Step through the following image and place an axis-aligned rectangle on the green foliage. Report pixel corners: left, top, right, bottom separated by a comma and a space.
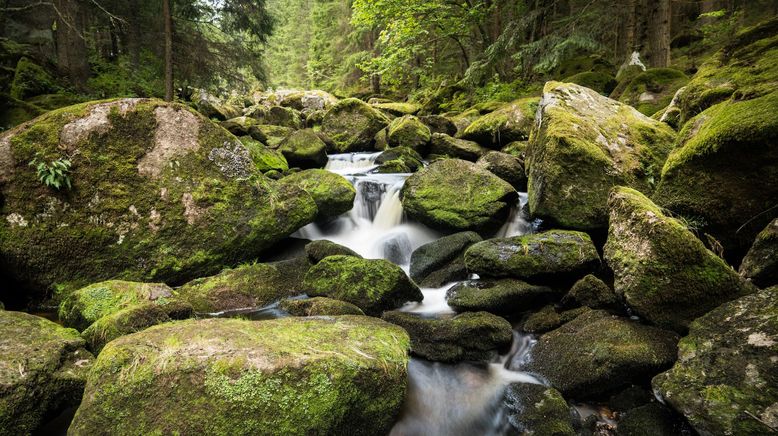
28, 156, 72, 190
87, 51, 164, 99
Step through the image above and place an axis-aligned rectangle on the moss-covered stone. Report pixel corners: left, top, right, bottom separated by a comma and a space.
382, 310, 512, 362
245, 105, 303, 129
740, 218, 778, 288
277, 169, 355, 222
617, 68, 689, 116
652, 92, 778, 260
0, 99, 317, 303
526, 82, 676, 230
321, 98, 390, 153
560, 274, 619, 310
305, 239, 361, 264
616, 402, 685, 436
278, 129, 328, 169
0, 93, 44, 129
446, 278, 557, 315
429, 133, 488, 161
68, 316, 410, 435
525, 310, 678, 398
0, 311, 94, 435
419, 115, 457, 136
10, 57, 58, 100
255, 124, 295, 147
238, 136, 289, 173
522, 305, 590, 334
465, 230, 600, 283
476, 150, 527, 191
460, 98, 538, 148
410, 231, 482, 286
503, 383, 576, 435
652, 287, 778, 436
373, 102, 421, 116
501, 141, 528, 159
220, 116, 268, 142
401, 159, 517, 233
280, 297, 365, 316
563, 71, 618, 95
387, 115, 432, 154
194, 89, 240, 121
606, 187, 756, 333
375, 146, 423, 173
303, 255, 423, 316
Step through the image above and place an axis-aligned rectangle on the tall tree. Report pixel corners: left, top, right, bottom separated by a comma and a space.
163, 0, 173, 101
53, 0, 90, 88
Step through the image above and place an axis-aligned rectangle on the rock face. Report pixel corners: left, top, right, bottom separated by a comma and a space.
652, 92, 778, 260
387, 116, 431, 154
278, 129, 328, 169
526, 82, 675, 230
465, 230, 600, 283
653, 287, 778, 436
280, 297, 365, 316
410, 231, 482, 287
560, 274, 619, 310
0, 99, 317, 302
605, 187, 755, 332
68, 317, 410, 435
740, 218, 778, 288
524, 310, 678, 398
304, 255, 423, 316
277, 169, 356, 221
0, 311, 94, 434
446, 279, 556, 314
503, 383, 576, 436
401, 159, 517, 233
460, 98, 537, 148
476, 151, 527, 191
382, 310, 512, 362
321, 98, 390, 152
428, 133, 488, 161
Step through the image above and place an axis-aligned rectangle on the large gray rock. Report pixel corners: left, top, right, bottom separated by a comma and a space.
476, 151, 527, 191
740, 218, 778, 288
321, 98, 390, 152
446, 279, 556, 314
503, 383, 576, 435
410, 231, 482, 287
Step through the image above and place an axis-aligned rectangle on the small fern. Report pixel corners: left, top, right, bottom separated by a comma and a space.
29, 157, 72, 190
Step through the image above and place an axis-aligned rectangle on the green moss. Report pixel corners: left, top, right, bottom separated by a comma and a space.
280, 297, 365, 316
255, 124, 294, 147
321, 98, 390, 153
0, 93, 44, 129
460, 97, 538, 148
10, 57, 58, 100
618, 68, 689, 116
238, 136, 289, 173
278, 129, 328, 169
373, 102, 421, 116
429, 133, 488, 162
446, 278, 556, 314
504, 384, 575, 435
563, 71, 618, 95
305, 240, 361, 263
522, 305, 590, 334
277, 169, 355, 221
387, 115, 431, 154
739, 218, 778, 288
561, 274, 619, 309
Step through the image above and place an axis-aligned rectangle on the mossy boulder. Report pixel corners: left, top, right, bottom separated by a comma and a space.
255, 124, 294, 147
277, 169, 355, 222
652, 286, 778, 436
419, 115, 457, 136
304, 255, 423, 316
375, 146, 423, 173
280, 297, 365, 316
616, 402, 686, 436
465, 230, 600, 283
526, 81, 675, 230
560, 274, 619, 310
740, 218, 778, 288
524, 310, 678, 398
429, 133, 488, 161
220, 116, 268, 142
245, 105, 303, 129
239, 136, 289, 173
652, 92, 778, 261
10, 57, 58, 100
278, 129, 328, 169
386, 115, 432, 154
522, 305, 590, 334
373, 102, 421, 116
321, 98, 390, 153
617, 68, 689, 116
305, 239, 361, 264
460, 98, 538, 148
410, 231, 482, 287
68, 316, 410, 435
563, 71, 618, 95
194, 89, 240, 121
0, 99, 317, 302
382, 310, 512, 362
0, 93, 44, 129
476, 150, 527, 191
503, 383, 576, 435
0, 311, 94, 435
446, 279, 556, 315
400, 159, 517, 233
605, 187, 756, 333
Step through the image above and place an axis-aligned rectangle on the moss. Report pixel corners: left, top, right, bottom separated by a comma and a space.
386, 115, 431, 154
739, 218, 778, 288
238, 136, 289, 173
476, 150, 527, 190
522, 305, 590, 334
220, 117, 268, 142
68, 316, 410, 435
410, 231, 481, 283
460, 97, 538, 148
616, 402, 685, 436
373, 102, 421, 116
446, 278, 556, 314
255, 124, 294, 147
618, 68, 689, 116
375, 146, 423, 172
26, 93, 85, 111
429, 133, 488, 162
9, 57, 58, 100
303, 255, 423, 316
279, 297, 365, 316
563, 71, 618, 95
0, 93, 44, 129
504, 383, 575, 435
321, 98, 390, 153
276, 169, 355, 221
560, 274, 619, 309
278, 129, 328, 169
305, 239, 361, 263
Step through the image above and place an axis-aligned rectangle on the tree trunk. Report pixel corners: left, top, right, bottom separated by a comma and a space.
163, 0, 173, 101
54, 0, 90, 89
649, 0, 671, 67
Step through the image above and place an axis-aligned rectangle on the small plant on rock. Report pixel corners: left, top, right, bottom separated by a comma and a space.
29, 157, 73, 190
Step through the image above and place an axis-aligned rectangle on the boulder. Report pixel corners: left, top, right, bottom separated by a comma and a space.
305, 239, 361, 264
220, 116, 268, 142
255, 124, 294, 147
605, 187, 756, 332
526, 82, 675, 230
278, 129, 328, 169
522, 305, 590, 334
652, 92, 778, 261
562, 71, 617, 95
419, 115, 457, 136
616, 402, 687, 436
446, 279, 556, 314
374, 146, 423, 173
386, 115, 431, 154
740, 218, 778, 288
280, 297, 365, 316
429, 133, 488, 161
321, 98, 390, 153
0, 99, 317, 302
0, 311, 94, 434
476, 151, 527, 191
400, 159, 517, 233
465, 230, 600, 283
10, 57, 58, 100
68, 317, 410, 435
524, 310, 678, 398
410, 231, 482, 287
617, 68, 689, 116
239, 136, 289, 173
304, 255, 423, 316
277, 169, 356, 222
653, 287, 778, 436
503, 383, 576, 436
245, 105, 303, 129
460, 98, 537, 148
0, 93, 44, 129
194, 89, 240, 120
382, 310, 512, 362
560, 274, 619, 310
372, 102, 421, 116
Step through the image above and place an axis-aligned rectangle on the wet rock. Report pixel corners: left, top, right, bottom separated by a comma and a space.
524, 310, 678, 398
379, 233, 413, 265
560, 274, 619, 310
220, 116, 268, 142
605, 187, 755, 332
277, 169, 356, 222
238, 136, 289, 173
0, 99, 317, 301
419, 115, 457, 136
526, 82, 675, 230
68, 316, 410, 435
653, 286, 778, 436
382, 310, 512, 362
503, 383, 576, 436
278, 129, 328, 169
304, 255, 423, 316
465, 230, 601, 283
447, 279, 557, 315
740, 218, 778, 288
460, 98, 538, 148
429, 133, 489, 161
617, 68, 689, 116
387, 115, 431, 154
522, 305, 590, 334
401, 159, 517, 233
410, 231, 482, 286
305, 240, 361, 264
616, 402, 686, 436
321, 98, 390, 152
0, 311, 94, 434
476, 150, 527, 191
375, 146, 423, 173
279, 297, 365, 316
